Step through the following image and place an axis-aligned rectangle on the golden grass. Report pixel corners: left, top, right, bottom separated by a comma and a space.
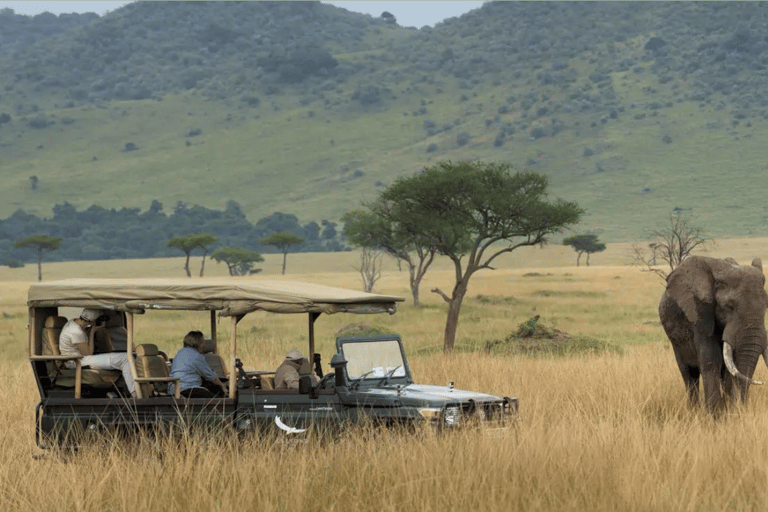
3, 244, 768, 511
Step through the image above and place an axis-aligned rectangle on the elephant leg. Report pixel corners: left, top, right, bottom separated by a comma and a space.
699, 344, 725, 415
721, 368, 739, 406
676, 362, 700, 406
672, 350, 700, 406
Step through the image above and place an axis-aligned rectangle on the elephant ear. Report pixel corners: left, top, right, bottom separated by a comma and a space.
666, 256, 720, 323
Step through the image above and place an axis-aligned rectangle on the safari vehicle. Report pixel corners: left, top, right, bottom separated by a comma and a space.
28, 279, 518, 446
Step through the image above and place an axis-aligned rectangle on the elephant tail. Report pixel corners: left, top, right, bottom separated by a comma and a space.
723, 343, 764, 385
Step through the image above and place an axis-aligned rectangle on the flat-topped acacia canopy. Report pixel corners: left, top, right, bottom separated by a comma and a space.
27, 278, 404, 316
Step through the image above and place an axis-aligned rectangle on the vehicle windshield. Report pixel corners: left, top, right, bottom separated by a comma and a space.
342, 338, 407, 380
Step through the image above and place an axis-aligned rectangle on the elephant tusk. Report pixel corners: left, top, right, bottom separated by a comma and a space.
723, 343, 764, 385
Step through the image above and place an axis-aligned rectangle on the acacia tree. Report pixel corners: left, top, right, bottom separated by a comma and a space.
342, 209, 436, 306
563, 234, 606, 266
210, 247, 264, 276
377, 161, 583, 352
632, 212, 713, 279
260, 232, 305, 274
167, 233, 217, 277
14, 234, 62, 281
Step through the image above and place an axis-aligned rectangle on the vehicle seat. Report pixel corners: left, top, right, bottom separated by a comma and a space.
298, 357, 313, 377
201, 339, 228, 380
89, 326, 114, 354
134, 344, 180, 398
42, 316, 121, 390
260, 375, 275, 390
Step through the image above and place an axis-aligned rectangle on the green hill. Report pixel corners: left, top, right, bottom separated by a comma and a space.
1, 1, 768, 242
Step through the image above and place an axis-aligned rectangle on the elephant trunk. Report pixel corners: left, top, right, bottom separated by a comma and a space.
723, 343, 764, 385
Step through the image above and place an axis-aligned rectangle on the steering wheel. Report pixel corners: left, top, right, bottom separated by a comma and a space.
317, 372, 335, 389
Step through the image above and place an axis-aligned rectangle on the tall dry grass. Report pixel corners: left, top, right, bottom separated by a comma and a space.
3, 247, 768, 511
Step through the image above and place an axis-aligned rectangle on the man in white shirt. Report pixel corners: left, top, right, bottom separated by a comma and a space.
59, 308, 136, 397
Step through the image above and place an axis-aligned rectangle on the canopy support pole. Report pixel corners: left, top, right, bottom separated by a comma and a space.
229, 316, 237, 399
210, 310, 217, 346
308, 312, 321, 358
126, 311, 141, 399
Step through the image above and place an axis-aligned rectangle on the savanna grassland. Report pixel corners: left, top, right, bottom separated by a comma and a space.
3, 241, 768, 511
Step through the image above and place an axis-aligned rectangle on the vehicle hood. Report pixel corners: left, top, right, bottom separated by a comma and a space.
357, 383, 504, 405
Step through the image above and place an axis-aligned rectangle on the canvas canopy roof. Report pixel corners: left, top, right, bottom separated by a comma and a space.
28, 279, 403, 316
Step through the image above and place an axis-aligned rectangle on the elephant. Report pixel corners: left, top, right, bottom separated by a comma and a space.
659, 256, 768, 416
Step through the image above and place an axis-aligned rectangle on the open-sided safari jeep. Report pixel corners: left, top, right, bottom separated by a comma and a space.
28, 279, 518, 446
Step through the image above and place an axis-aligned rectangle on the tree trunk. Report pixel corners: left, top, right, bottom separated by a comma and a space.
442, 279, 469, 353
408, 263, 420, 307
183, 253, 191, 277
410, 279, 420, 307
586, 253, 591, 266
199, 250, 208, 277
576, 252, 582, 267
281, 252, 287, 275
37, 249, 43, 282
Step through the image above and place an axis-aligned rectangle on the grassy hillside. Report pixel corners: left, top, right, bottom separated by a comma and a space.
1, 2, 768, 242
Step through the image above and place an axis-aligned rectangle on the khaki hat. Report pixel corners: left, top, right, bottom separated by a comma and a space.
286, 349, 304, 361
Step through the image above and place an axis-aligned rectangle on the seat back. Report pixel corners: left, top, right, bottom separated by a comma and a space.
135, 344, 170, 396
42, 316, 68, 358
105, 312, 128, 352
201, 339, 228, 380
260, 375, 275, 390
89, 326, 114, 354
298, 357, 313, 376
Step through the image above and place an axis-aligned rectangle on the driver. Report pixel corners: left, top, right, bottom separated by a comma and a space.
275, 349, 318, 390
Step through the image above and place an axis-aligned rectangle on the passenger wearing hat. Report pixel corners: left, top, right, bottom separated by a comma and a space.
274, 349, 317, 390
58, 308, 137, 397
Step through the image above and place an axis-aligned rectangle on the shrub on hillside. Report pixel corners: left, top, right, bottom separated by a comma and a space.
352, 85, 381, 106
28, 116, 51, 129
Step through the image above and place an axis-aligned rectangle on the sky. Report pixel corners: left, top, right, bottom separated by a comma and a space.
0, 1, 484, 27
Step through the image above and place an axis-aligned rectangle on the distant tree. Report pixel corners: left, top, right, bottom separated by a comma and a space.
260, 232, 305, 275
355, 247, 383, 293
342, 209, 435, 306
380, 11, 396, 24
14, 234, 61, 281
195, 233, 217, 277
211, 247, 264, 276
29, 175, 38, 190
563, 234, 606, 266
632, 212, 713, 279
167, 233, 217, 277
320, 220, 337, 240
373, 160, 582, 352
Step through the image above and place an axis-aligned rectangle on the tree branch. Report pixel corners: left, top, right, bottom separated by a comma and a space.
431, 288, 452, 303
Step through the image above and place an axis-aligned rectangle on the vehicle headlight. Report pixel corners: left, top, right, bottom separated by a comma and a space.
443, 406, 461, 426
418, 407, 441, 420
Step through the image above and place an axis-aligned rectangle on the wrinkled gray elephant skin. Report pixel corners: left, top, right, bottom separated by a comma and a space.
659, 256, 768, 416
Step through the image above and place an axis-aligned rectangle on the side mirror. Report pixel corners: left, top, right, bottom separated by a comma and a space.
330, 354, 348, 388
